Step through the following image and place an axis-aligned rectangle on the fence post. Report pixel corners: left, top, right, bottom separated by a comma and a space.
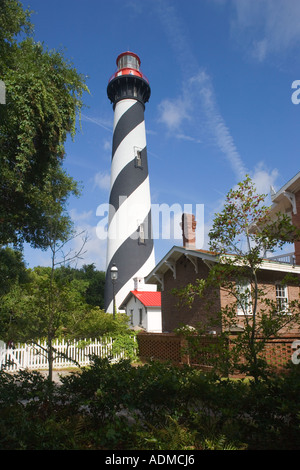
180, 335, 190, 366
0, 340, 6, 369
24, 345, 29, 369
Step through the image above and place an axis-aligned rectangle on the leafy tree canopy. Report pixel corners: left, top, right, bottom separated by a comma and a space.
0, 245, 29, 295
0, 0, 89, 248
0, 262, 111, 343
54, 264, 106, 309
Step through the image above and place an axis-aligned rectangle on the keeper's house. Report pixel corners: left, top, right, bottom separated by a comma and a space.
120, 278, 162, 333
145, 181, 300, 334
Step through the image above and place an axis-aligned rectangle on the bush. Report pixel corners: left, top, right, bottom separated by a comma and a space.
1, 360, 300, 449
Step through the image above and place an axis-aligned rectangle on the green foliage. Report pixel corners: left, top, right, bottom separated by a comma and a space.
110, 331, 138, 361
69, 310, 131, 340
1, 359, 300, 450
0, 266, 89, 343
137, 415, 198, 450
209, 175, 300, 257
54, 264, 105, 309
0, 264, 108, 344
0, 0, 88, 248
0, 246, 29, 295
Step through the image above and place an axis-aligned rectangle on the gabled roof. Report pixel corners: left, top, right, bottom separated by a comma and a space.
145, 246, 218, 286
269, 170, 300, 217
145, 245, 300, 288
119, 290, 161, 309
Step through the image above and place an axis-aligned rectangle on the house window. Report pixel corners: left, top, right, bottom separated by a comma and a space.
236, 281, 252, 315
276, 284, 288, 314
139, 308, 143, 326
134, 148, 142, 168
130, 309, 134, 325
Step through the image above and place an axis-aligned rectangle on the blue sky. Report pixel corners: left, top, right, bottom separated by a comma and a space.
21, 0, 300, 270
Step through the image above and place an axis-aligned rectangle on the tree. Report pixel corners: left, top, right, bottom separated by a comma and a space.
0, 246, 29, 295
176, 176, 300, 382
54, 264, 106, 309
0, 223, 127, 382
0, 0, 88, 248
0, 267, 130, 381
0, 267, 90, 373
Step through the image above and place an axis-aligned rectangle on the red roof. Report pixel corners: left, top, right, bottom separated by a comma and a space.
131, 290, 161, 307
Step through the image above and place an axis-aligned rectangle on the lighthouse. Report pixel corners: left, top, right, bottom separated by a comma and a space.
104, 52, 155, 313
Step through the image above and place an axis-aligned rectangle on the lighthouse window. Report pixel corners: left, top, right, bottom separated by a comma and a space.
118, 54, 139, 71
139, 223, 145, 244
135, 148, 142, 168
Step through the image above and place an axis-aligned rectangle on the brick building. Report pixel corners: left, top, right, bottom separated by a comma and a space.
145, 210, 300, 334
268, 170, 300, 265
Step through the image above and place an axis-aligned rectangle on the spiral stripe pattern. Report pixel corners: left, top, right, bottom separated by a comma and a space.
104, 98, 155, 312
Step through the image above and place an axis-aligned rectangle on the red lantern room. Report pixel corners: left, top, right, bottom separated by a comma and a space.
108, 51, 149, 83
117, 51, 141, 72
107, 51, 150, 106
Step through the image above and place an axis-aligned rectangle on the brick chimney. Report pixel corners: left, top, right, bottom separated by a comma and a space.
181, 213, 197, 249
292, 189, 300, 265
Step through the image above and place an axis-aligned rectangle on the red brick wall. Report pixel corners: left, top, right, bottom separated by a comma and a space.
220, 270, 300, 334
161, 256, 300, 335
137, 331, 300, 375
292, 189, 300, 265
161, 255, 221, 333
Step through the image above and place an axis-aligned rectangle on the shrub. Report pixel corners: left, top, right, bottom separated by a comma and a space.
1, 360, 300, 449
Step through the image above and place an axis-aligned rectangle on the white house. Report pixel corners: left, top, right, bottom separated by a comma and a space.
119, 278, 162, 333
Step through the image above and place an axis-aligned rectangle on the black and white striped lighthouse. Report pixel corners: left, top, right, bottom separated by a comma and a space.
104, 52, 155, 313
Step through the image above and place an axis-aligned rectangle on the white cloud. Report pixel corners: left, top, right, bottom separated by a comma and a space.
252, 39, 268, 63
22, 220, 107, 271
154, 0, 247, 180
157, 97, 190, 131
81, 113, 112, 133
103, 139, 111, 151
191, 71, 247, 180
70, 224, 107, 270
230, 0, 300, 61
250, 162, 279, 200
176, 133, 201, 144
154, 0, 283, 191
94, 171, 111, 191
70, 208, 93, 222
65, 209, 108, 270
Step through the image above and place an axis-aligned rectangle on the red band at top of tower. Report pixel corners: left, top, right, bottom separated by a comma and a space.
108, 51, 149, 84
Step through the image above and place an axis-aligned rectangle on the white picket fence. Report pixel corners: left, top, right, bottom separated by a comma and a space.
0, 338, 130, 372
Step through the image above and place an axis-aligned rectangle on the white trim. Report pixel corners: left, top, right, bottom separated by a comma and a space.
271, 171, 300, 203
275, 283, 289, 314
236, 280, 252, 316
283, 191, 297, 214
165, 261, 176, 279
185, 253, 198, 273
145, 246, 300, 287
